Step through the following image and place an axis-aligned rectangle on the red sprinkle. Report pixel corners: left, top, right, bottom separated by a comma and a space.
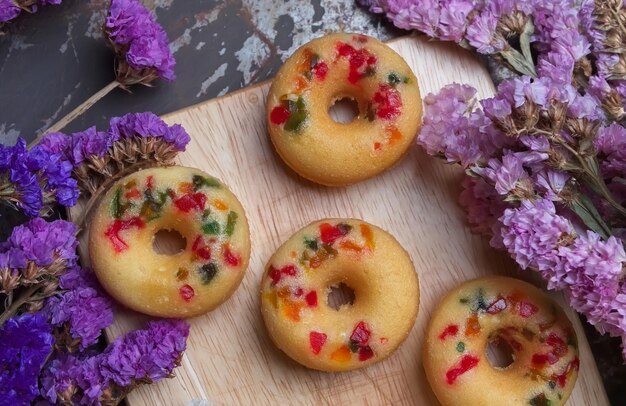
358, 345, 374, 361
319, 223, 348, 245
146, 176, 154, 189
373, 142, 382, 151
313, 61, 328, 80
487, 297, 507, 314
309, 331, 327, 355
305, 290, 318, 307
124, 189, 141, 199
191, 236, 211, 260
532, 353, 549, 366
445, 355, 479, 385
105, 217, 145, 252
519, 300, 539, 318
174, 193, 207, 213
372, 84, 402, 120
268, 264, 298, 285
350, 321, 371, 345
380, 337, 388, 345
294, 287, 304, 297
180, 284, 195, 302
270, 106, 291, 125
438, 324, 459, 341
223, 245, 240, 267
509, 339, 523, 352
336, 42, 377, 84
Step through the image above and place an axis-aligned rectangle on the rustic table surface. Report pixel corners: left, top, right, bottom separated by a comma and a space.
0, 0, 624, 404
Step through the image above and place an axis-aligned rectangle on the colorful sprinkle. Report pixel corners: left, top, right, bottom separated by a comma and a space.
309, 331, 327, 355
358, 345, 374, 361
202, 220, 220, 235
350, 321, 371, 345
445, 354, 479, 385
105, 217, 146, 252
268, 264, 298, 285
456, 342, 465, 352
223, 245, 240, 267
486, 297, 507, 314
319, 222, 352, 245
191, 236, 211, 261
192, 174, 221, 190
179, 284, 195, 302
372, 84, 402, 120
305, 290, 318, 307
312, 61, 328, 80
174, 193, 207, 213
225, 211, 238, 236
330, 345, 352, 362
529, 393, 551, 406
438, 324, 459, 341
336, 42, 377, 84
464, 314, 481, 337
519, 300, 539, 318
176, 267, 189, 281
270, 106, 291, 125
198, 263, 218, 284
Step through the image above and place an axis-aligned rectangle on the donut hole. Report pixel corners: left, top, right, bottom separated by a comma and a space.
486, 336, 516, 369
152, 229, 187, 256
328, 97, 359, 124
327, 282, 356, 310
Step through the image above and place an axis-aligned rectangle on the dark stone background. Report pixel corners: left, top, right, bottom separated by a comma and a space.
0, 1, 624, 404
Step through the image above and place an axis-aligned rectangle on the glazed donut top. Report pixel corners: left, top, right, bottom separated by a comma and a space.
267, 33, 422, 185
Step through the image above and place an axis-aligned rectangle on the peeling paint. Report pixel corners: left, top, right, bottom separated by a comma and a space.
234, 35, 270, 84
196, 63, 228, 98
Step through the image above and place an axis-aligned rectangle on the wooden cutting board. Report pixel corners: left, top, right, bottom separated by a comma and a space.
84, 35, 608, 405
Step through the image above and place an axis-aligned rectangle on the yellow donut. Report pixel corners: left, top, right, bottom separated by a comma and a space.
260, 219, 419, 372
423, 276, 579, 406
266, 33, 422, 186
89, 166, 250, 318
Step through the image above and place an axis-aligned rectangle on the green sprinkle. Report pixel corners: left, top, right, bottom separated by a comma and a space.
529, 393, 551, 406
198, 263, 218, 285
304, 238, 319, 251
456, 342, 465, 352
202, 220, 220, 235
193, 175, 221, 190
548, 381, 556, 390
459, 297, 470, 304
348, 340, 360, 353
225, 211, 238, 236
387, 72, 401, 85
202, 209, 211, 220
111, 188, 122, 219
284, 96, 308, 132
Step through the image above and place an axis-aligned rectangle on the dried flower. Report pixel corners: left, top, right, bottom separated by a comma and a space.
105, 0, 176, 86
0, 218, 77, 294
0, 312, 54, 404
45, 267, 113, 351
0, 139, 79, 216
0, 0, 62, 25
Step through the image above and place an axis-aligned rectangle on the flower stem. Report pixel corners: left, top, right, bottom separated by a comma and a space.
29, 80, 120, 147
0, 284, 39, 326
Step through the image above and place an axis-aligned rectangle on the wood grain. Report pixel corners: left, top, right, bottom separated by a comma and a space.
81, 35, 608, 405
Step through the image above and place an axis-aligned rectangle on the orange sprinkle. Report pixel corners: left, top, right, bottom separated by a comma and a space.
373, 142, 382, 151
294, 76, 308, 92
124, 179, 137, 189
330, 345, 352, 362
211, 199, 228, 211
360, 224, 375, 250
339, 240, 363, 252
283, 301, 304, 322
465, 314, 481, 337
178, 182, 194, 194
290, 250, 298, 259
386, 126, 402, 145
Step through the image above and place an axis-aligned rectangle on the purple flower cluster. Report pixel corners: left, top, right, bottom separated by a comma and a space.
0, 0, 62, 24
45, 266, 113, 350
0, 138, 79, 216
364, 1, 626, 360
418, 83, 510, 167
40, 319, 190, 404
105, 0, 176, 83
0, 218, 78, 292
0, 312, 54, 405
109, 112, 190, 151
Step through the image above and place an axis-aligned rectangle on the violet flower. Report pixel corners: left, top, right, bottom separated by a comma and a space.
108, 112, 190, 151
105, 0, 176, 85
0, 0, 62, 25
0, 218, 77, 294
0, 139, 79, 216
45, 267, 113, 350
0, 312, 54, 405
40, 319, 190, 405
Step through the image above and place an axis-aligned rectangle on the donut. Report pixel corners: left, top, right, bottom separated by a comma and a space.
423, 276, 579, 406
89, 166, 250, 318
266, 33, 422, 186
260, 219, 419, 371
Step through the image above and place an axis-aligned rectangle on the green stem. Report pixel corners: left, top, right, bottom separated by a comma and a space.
0, 285, 39, 326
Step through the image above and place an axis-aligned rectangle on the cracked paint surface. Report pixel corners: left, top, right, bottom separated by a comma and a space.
0, 0, 400, 143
